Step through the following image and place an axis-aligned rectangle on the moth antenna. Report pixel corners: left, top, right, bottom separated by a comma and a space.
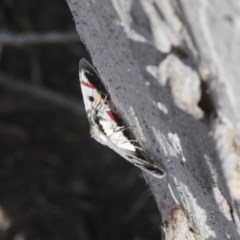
103, 95, 108, 103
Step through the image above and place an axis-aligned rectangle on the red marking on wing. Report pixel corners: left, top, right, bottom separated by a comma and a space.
107, 110, 115, 121
81, 81, 95, 89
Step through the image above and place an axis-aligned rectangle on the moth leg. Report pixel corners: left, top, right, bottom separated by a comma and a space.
112, 126, 125, 133
94, 95, 108, 112
107, 128, 145, 152
101, 95, 109, 105
111, 126, 140, 142
92, 102, 103, 112
113, 125, 137, 133
112, 126, 142, 144
124, 152, 155, 168
127, 155, 162, 174
106, 128, 140, 144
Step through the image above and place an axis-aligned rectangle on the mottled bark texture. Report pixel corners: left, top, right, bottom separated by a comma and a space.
66, 0, 240, 239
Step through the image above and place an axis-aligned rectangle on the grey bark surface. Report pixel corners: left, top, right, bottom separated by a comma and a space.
66, 0, 240, 239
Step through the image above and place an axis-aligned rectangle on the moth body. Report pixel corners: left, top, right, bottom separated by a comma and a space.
79, 58, 165, 179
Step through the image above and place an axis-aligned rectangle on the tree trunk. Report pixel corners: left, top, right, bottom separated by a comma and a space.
66, 0, 240, 239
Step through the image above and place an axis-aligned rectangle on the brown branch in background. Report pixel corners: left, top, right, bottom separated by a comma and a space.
0, 73, 84, 115
0, 31, 79, 46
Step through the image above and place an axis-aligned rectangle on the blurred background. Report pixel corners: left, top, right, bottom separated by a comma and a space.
0, 0, 161, 239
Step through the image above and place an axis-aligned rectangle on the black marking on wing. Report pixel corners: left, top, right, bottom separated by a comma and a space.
90, 110, 107, 136
79, 59, 109, 100
88, 96, 94, 102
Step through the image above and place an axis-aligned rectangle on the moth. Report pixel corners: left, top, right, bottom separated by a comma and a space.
79, 59, 164, 178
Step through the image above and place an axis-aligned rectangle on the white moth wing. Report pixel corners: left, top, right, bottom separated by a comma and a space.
79, 60, 136, 153
79, 70, 95, 112
97, 107, 137, 152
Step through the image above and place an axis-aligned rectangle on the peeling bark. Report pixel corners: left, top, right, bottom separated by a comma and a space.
66, 0, 240, 239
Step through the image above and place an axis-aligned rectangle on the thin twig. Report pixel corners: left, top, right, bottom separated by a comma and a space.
0, 73, 85, 115
0, 31, 80, 46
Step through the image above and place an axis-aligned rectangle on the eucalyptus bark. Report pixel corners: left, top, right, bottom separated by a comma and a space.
66, 0, 240, 239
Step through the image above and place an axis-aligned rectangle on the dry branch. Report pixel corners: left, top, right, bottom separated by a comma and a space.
66, 0, 240, 239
